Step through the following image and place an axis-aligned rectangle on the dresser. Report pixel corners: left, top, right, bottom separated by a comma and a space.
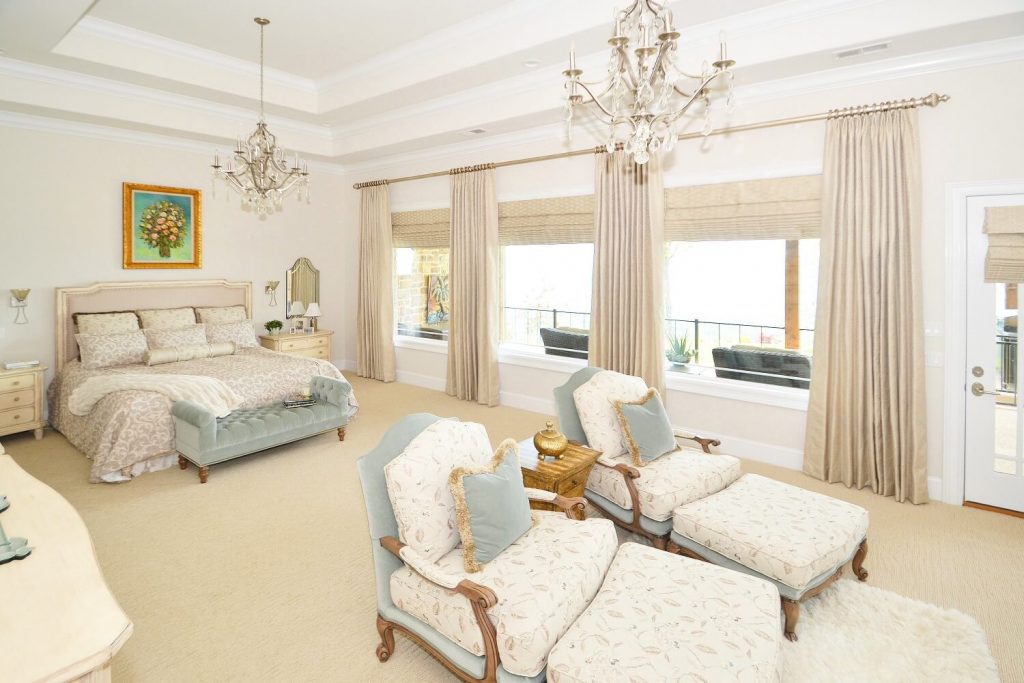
0, 452, 132, 681
517, 439, 600, 521
259, 329, 333, 360
0, 364, 46, 440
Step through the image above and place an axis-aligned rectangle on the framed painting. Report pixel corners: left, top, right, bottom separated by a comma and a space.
123, 183, 202, 269
426, 274, 449, 324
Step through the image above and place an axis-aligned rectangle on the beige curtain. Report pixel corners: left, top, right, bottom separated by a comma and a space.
590, 151, 665, 394
804, 109, 928, 503
446, 166, 500, 405
356, 185, 396, 382
984, 206, 1024, 282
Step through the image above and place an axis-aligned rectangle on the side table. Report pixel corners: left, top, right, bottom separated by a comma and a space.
517, 439, 599, 520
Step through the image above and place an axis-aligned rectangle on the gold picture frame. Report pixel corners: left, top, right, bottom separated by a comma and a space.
123, 183, 202, 269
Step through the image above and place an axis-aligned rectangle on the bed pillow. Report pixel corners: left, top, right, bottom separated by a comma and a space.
613, 388, 679, 466
572, 370, 649, 459
449, 439, 533, 572
144, 324, 208, 350
195, 306, 247, 325
145, 342, 236, 366
206, 321, 258, 348
76, 331, 148, 370
384, 419, 493, 563
75, 312, 139, 335
137, 307, 196, 330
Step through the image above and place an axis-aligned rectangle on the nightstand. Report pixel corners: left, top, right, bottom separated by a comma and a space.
0, 365, 47, 440
517, 438, 599, 520
259, 329, 333, 360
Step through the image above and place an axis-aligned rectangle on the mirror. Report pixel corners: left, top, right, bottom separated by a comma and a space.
286, 257, 320, 318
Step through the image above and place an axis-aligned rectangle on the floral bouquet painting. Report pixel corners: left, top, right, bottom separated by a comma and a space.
123, 183, 201, 269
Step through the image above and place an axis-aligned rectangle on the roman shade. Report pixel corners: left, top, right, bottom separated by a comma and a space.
391, 207, 450, 248
664, 175, 822, 242
498, 195, 594, 245
984, 206, 1024, 283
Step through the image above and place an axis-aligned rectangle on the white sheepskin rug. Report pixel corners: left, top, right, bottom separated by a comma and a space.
783, 579, 999, 682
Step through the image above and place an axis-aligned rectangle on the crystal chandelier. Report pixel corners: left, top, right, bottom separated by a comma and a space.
563, 0, 736, 165
212, 17, 309, 215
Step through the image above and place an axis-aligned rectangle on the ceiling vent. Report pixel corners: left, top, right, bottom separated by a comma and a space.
463, 128, 488, 136
834, 41, 891, 60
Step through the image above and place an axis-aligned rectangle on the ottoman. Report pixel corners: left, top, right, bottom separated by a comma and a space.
668, 474, 869, 641
547, 542, 783, 683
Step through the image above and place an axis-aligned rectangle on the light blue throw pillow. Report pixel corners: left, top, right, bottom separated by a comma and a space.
615, 389, 679, 465
450, 440, 533, 572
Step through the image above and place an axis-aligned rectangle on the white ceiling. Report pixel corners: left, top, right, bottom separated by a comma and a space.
0, 0, 1022, 165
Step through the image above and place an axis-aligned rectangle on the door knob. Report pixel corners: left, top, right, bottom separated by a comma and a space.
971, 382, 998, 397
972, 366, 985, 378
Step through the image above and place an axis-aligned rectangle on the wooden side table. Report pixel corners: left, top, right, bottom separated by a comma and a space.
518, 439, 599, 520
0, 364, 47, 440
259, 329, 333, 360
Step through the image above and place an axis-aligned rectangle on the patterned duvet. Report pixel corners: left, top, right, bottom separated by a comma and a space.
48, 347, 357, 482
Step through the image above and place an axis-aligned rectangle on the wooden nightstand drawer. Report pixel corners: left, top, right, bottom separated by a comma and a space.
0, 373, 35, 393
556, 472, 588, 496
0, 388, 33, 411
280, 336, 328, 352
0, 407, 35, 430
290, 346, 329, 359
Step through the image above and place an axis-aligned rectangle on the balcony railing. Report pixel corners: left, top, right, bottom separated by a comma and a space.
998, 333, 1017, 398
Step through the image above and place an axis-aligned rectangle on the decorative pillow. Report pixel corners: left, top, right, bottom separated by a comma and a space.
195, 306, 247, 324
384, 419, 493, 562
206, 321, 258, 348
449, 439, 534, 572
75, 312, 139, 335
572, 370, 649, 458
144, 324, 207, 350
137, 307, 196, 330
613, 388, 679, 466
145, 342, 236, 366
76, 331, 148, 370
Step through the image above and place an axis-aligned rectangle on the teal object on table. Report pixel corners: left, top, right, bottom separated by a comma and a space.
0, 494, 33, 564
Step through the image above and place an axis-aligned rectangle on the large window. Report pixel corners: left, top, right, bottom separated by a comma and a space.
665, 239, 819, 388
394, 247, 450, 341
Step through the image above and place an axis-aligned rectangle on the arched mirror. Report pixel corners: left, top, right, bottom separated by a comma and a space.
286, 257, 320, 318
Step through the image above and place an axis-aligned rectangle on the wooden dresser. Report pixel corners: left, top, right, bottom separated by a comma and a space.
0, 452, 132, 681
0, 364, 46, 440
259, 329, 333, 360
517, 439, 600, 520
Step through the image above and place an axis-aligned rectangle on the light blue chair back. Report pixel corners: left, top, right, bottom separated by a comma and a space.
553, 366, 602, 445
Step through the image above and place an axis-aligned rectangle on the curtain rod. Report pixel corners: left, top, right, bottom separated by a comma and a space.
352, 92, 949, 190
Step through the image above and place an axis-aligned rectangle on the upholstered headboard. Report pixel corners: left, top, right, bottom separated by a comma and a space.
55, 280, 252, 371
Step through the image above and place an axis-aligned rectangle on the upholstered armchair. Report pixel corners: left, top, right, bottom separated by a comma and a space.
357, 413, 618, 683
553, 367, 742, 549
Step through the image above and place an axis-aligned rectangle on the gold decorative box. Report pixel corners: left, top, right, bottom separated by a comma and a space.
533, 421, 568, 459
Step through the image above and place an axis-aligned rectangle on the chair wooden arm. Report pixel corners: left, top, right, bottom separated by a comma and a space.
593, 457, 643, 527
525, 488, 587, 519
674, 431, 721, 454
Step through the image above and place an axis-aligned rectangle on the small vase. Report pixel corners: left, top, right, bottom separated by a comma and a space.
534, 421, 568, 459
158, 244, 171, 258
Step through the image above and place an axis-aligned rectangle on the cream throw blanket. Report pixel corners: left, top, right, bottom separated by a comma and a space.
69, 374, 243, 418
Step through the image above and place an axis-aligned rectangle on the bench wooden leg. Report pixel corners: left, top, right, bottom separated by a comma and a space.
337, 427, 346, 442
178, 455, 188, 470
852, 538, 869, 581
198, 466, 209, 484
782, 598, 800, 642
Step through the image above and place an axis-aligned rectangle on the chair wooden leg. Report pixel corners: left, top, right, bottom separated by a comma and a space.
338, 427, 346, 442
782, 598, 800, 642
178, 455, 188, 470
376, 614, 395, 663
651, 536, 667, 551
198, 466, 209, 484
852, 538, 869, 581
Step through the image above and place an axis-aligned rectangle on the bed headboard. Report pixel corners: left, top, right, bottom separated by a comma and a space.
55, 279, 252, 371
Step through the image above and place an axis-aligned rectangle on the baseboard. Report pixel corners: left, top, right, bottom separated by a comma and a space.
499, 390, 555, 415
675, 424, 804, 471
394, 368, 446, 392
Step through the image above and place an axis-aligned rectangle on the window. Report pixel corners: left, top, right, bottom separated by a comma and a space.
501, 244, 593, 357
394, 247, 450, 341
665, 238, 819, 388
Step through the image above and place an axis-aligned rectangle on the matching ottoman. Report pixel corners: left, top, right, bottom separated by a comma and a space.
547, 542, 783, 683
668, 474, 869, 641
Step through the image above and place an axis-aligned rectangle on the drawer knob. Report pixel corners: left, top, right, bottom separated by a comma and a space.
13, 414, 20, 420
13, 397, 20, 403
571, 479, 580, 487
12, 381, 20, 386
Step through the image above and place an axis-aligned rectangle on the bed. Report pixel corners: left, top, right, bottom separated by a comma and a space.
48, 280, 358, 482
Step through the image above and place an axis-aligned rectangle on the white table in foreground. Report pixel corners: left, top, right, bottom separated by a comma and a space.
0, 453, 132, 682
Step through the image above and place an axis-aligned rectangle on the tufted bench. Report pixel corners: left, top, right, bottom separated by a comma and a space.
547, 542, 783, 682
172, 376, 353, 483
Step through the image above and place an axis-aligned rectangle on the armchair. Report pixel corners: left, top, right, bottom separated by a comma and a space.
553, 367, 742, 549
357, 414, 617, 683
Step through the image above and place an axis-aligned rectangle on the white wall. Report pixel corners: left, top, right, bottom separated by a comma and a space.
338, 59, 1024, 494
0, 123, 348, 396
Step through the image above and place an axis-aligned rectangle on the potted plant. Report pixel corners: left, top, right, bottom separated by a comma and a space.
666, 333, 695, 366
264, 320, 283, 336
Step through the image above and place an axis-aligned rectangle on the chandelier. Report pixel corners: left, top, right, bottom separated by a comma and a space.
212, 17, 309, 215
563, 0, 736, 165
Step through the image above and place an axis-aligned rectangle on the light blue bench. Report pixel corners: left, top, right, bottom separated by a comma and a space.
172, 376, 352, 483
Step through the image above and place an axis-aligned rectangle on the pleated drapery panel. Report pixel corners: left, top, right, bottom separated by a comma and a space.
664, 175, 822, 241
804, 109, 928, 504
446, 167, 500, 406
984, 206, 1024, 283
392, 207, 451, 248
356, 185, 397, 382
590, 150, 665, 395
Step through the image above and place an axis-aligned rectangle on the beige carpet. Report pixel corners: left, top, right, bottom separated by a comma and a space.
4, 374, 1022, 682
